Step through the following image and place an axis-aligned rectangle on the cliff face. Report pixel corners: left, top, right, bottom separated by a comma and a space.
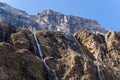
36, 10, 107, 33
0, 22, 119, 80
0, 22, 47, 80
75, 30, 120, 80
0, 2, 107, 33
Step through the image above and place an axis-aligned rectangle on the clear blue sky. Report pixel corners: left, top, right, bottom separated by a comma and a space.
0, 0, 120, 31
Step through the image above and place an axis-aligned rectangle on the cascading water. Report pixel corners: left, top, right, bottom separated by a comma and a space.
71, 33, 106, 80
34, 34, 43, 58
93, 61, 102, 80
33, 34, 58, 80
97, 65, 102, 80
42, 59, 59, 80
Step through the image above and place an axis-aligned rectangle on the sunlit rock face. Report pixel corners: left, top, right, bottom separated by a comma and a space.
36, 10, 107, 33
75, 30, 107, 61
105, 32, 120, 59
105, 32, 120, 70
34, 30, 99, 80
0, 22, 119, 80
75, 30, 120, 80
0, 2, 39, 29
0, 2, 107, 34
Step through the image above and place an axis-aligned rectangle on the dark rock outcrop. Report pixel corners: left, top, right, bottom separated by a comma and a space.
0, 22, 48, 80
0, 42, 47, 80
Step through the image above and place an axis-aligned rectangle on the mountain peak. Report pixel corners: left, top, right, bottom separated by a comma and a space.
38, 9, 63, 16
36, 9, 107, 33
0, 2, 107, 33
0, 1, 28, 16
0, 1, 8, 7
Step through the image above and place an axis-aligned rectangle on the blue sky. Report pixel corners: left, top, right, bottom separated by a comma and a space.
0, 0, 120, 31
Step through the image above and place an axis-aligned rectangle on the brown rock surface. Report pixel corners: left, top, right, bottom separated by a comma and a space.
75, 30, 107, 61
105, 32, 120, 63
0, 42, 47, 80
35, 30, 105, 80
75, 30, 120, 80
0, 22, 16, 42
105, 32, 120, 73
0, 22, 119, 80
0, 23, 47, 80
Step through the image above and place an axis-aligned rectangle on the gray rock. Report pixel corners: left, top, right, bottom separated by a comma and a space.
0, 2, 107, 33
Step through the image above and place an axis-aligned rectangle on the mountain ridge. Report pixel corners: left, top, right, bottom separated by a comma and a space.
0, 1, 119, 80
0, 1, 107, 33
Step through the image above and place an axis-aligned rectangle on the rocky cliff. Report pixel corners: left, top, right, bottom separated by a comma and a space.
0, 22, 119, 80
0, 2, 107, 33
0, 2, 39, 29
36, 10, 107, 33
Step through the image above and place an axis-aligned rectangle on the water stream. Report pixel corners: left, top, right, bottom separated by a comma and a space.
97, 65, 102, 80
72, 33, 105, 80
94, 61, 102, 80
71, 33, 88, 59
34, 34, 43, 58
34, 34, 58, 80
42, 59, 58, 80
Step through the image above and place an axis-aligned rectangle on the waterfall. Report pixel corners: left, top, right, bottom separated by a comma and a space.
33, 34, 58, 80
97, 65, 102, 80
34, 34, 43, 58
72, 33, 106, 80
71, 33, 107, 80
94, 61, 102, 80
42, 59, 59, 80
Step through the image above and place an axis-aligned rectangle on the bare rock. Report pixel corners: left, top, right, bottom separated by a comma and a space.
75, 30, 107, 61
0, 42, 47, 80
